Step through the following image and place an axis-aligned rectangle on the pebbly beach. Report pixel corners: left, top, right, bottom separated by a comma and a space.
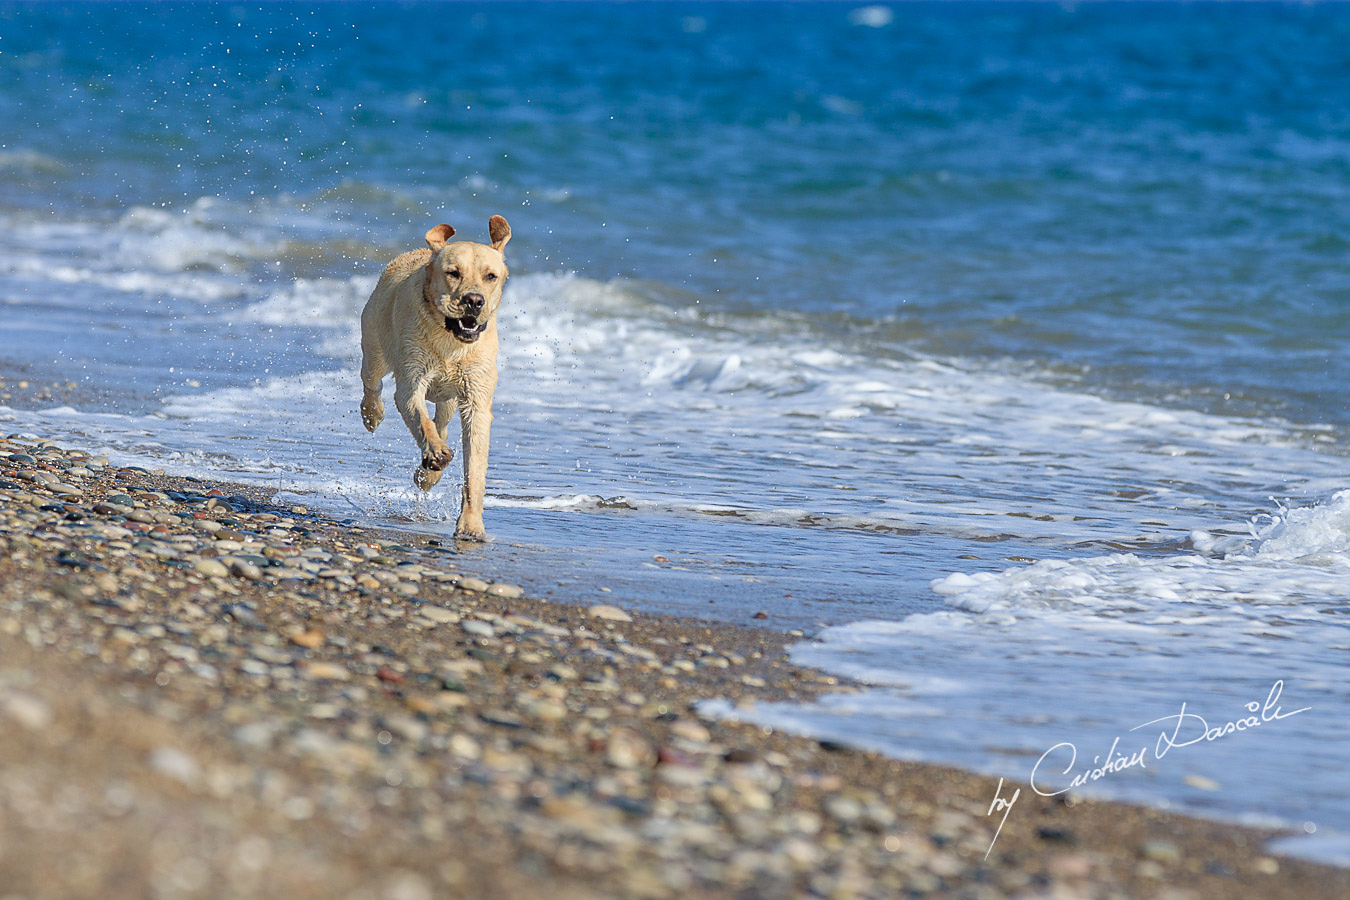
1, 429, 1347, 900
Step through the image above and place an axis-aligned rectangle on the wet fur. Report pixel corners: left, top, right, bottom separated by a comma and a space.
358, 217, 511, 540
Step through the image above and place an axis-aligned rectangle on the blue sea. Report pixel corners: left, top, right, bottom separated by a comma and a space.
2, 1, 1348, 864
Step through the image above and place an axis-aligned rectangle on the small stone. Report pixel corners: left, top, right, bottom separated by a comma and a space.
521, 698, 567, 722
1140, 840, 1181, 865
193, 558, 230, 578
1, 691, 51, 731
457, 576, 489, 593
448, 734, 480, 760
149, 746, 200, 787
605, 727, 655, 769
670, 720, 711, 743
546, 664, 579, 681
824, 796, 863, 824
418, 606, 459, 624
229, 559, 263, 580
47, 482, 82, 497
588, 604, 633, 623
461, 619, 495, 638
1182, 774, 1221, 791
289, 629, 325, 649
487, 583, 524, 599
304, 662, 351, 682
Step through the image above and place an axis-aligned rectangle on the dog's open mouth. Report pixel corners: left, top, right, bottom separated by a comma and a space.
446, 315, 486, 342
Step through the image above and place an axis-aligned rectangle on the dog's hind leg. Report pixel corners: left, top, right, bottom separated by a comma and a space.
359, 342, 389, 433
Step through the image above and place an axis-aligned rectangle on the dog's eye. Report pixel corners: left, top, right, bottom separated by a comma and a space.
485, 272, 498, 282
446, 269, 460, 279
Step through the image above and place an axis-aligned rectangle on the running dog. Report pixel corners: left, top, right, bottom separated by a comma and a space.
358, 216, 511, 540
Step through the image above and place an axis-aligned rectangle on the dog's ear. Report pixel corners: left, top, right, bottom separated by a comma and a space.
488, 215, 511, 253
425, 224, 456, 252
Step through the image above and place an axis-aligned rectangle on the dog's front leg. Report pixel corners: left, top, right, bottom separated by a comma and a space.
394, 375, 454, 490
454, 400, 493, 540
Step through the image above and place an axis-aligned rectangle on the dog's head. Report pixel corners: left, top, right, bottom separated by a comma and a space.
422, 215, 511, 344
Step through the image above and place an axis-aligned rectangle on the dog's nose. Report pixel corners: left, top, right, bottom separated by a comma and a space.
462, 292, 485, 315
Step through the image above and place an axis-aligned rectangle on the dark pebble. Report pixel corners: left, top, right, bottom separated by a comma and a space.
818, 739, 852, 753
752, 611, 769, 620
608, 796, 650, 817
222, 604, 260, 624
7, 453, 36, 464
105, 494, 135, 507
55, 551, 92, 568
724, 748, 758, 764
657, 747, 697, 767
1037, 826, 1076, 843
479, 711, 526, 729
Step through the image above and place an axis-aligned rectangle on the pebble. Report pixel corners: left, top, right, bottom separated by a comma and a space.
0, 691, 52, 730
461, 620, 495, 638
193, 558, 230, 578
149, 746, 200, 787
457, 576, 489, 593
588, 604, 633, 623
605, 727, 655, 769
303, 662, 351, 682
486, 583, 524, 599
228, 559, 263, 580
1139, 840, 1181, 865
418, 606, 460, 624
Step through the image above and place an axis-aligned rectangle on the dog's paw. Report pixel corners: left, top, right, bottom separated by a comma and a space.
454, 516, 486, 542
413, 465, 444, 491
360, 398, 384, 433
421, 443, 454, 472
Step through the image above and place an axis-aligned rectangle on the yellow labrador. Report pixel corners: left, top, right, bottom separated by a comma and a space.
359, 216, 511, 540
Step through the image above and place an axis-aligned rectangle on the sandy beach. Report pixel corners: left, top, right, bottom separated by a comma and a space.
0, 428, 1344, 900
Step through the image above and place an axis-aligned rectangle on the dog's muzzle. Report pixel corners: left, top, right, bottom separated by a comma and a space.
447, 314, 487, 342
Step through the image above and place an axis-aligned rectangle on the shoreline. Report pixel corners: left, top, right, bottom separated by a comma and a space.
1, 430, 1347, 898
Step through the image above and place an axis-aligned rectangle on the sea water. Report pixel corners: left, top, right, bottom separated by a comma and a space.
1, 2, 1347, 863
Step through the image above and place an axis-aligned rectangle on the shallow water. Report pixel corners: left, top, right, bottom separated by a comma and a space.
2, 1, 1347, 863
